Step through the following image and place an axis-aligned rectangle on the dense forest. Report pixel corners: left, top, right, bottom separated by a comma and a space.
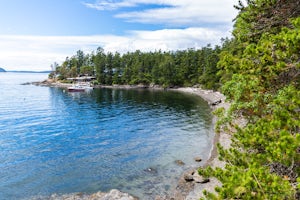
199, 0, 300, 199
50, 45, 223, 90
51, 0, 299, 199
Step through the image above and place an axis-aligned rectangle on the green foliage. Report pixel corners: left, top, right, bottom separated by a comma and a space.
53, 45, 222, 89
48, 71, 55, 79
76, 50, 85, 74
80, 65, 94, 75
91, 80, 99, 85
199, 45, 222, 90
201, 1, 300, 198
233, 0, 300, 43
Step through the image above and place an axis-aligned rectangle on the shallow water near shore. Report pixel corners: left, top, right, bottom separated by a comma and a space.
0, 73, 214, 199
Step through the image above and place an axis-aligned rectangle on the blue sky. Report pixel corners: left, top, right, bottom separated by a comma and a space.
0, 0, 238, 71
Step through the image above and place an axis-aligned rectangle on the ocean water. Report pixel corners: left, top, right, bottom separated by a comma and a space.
0, 73, 213, 199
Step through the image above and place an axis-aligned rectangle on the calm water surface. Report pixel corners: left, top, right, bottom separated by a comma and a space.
0, 73, 213, 199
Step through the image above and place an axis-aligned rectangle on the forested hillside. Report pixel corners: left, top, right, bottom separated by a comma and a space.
199, 0, 300, 199
50, 45, 222, 89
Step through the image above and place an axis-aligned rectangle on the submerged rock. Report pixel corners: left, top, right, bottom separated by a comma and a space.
175, 160, 185, 166
173, 169, 196, 199
144, 167, 158, 174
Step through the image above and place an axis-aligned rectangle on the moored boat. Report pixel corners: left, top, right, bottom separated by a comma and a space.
68, 83, 93, 92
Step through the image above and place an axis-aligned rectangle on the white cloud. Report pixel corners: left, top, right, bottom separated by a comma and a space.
84, 0, 237, 26
107, 27, 229, 52
83, 0, 177, 10
83, 0, 136, 11
0, 26, 230, 71
0, 35, 104, 71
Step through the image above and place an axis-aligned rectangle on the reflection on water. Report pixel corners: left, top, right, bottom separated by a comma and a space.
0, 73, 213, 199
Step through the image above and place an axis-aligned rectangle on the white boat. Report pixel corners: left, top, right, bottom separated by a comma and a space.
68, 83, 93, 92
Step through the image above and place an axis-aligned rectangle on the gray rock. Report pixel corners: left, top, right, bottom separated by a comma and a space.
194, 176, 210, 184
101, 189, 137, 200
194, 157, 202, 162
192, 172, 210, 184
184, 174, 194, 182
210, 99, 222, 106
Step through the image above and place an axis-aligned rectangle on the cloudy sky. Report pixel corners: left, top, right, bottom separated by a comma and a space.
0, 0, 238, 71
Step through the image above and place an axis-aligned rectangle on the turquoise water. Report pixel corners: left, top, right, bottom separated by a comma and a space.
0, 73, 213, 199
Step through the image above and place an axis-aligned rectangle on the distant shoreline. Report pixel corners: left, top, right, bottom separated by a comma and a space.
5, 70, 51, 73
0, 67, 6, 72
0, 67, 51, 73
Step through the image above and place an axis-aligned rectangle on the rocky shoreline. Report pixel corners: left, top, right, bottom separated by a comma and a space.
28, 80, 232, 200
31, 190, 138, 200
168, 88, 231, 200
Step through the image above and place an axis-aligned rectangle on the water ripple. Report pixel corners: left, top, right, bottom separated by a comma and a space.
0, 73, 213, 200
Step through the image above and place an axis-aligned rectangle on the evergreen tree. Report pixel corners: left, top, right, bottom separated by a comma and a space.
200, 1, 300, 199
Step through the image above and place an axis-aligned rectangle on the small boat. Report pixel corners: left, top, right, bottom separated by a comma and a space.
68, 83, 93, 92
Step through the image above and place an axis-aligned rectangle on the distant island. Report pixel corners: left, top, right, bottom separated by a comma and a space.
0, 69, 51, 73
8, 70, 51, 73
0, 67, 6, 72
0, 67, 51, 73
